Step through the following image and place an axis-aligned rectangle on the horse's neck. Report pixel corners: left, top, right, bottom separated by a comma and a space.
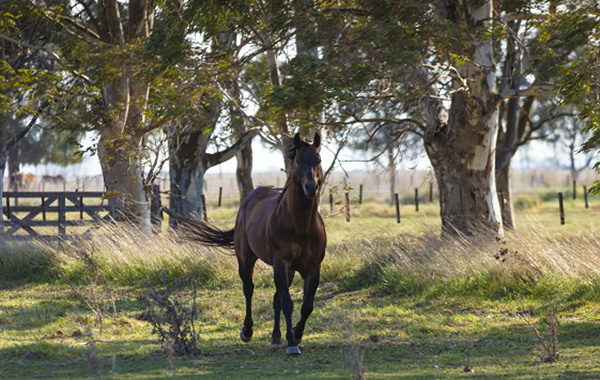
278, 182, 319, 231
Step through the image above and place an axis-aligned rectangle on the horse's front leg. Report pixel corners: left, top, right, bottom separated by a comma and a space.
271, 270, 294, 349
293, 267, 320, 345
273, 260, 299, 355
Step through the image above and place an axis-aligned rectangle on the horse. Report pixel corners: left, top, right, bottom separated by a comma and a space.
42, 174, 65, 184
22, 173, 37, 189
182, 132, 326, 355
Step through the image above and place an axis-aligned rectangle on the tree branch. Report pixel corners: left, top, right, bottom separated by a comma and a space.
498, 83, 555, 100
0, 32, 60, 61
205, 129, 259, 168
4, 101, 50, 149
517, 112, 575, 146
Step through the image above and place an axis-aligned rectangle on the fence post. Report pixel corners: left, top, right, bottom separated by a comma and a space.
58, 194, 66, 236
429, 182, 433, 203
218, 187, 223, 207
415, 188, 419, 212
201, 194, 208, 222
359, 184, 363, 205
345, 192, 350, 222
558, 192, 565, 225
41, 196, 46, 222
79, 195, 84, 220
584, 186, 589, 209
151, 184, 162, 232
329, 192, 333, 213
395, 193, 400, 224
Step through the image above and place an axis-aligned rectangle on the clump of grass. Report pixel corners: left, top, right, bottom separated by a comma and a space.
55, 224, 240, 288
322, 218, 600, 300
0, 241, 57, 283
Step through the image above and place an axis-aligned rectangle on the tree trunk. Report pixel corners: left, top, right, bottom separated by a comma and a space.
8, 144, 19, 191
235, 142, 254, 202
426, 0, 503, 237
388, 141, 396, 205
265, 45, 292, 173
94, 0, 154, 234
98, 130, 151, 234
168, 122, 258, 222
169, 127, 210, 220
496, 162, 516, 230
228, 67, 254, 201
0, 141, 6, 244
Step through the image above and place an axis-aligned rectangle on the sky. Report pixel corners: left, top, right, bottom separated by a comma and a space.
20, 132, 586, 179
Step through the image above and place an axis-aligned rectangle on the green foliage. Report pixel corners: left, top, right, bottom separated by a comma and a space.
540, 4, 600, 192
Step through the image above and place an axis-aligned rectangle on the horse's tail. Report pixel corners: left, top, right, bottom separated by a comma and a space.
163, 208, 235, 249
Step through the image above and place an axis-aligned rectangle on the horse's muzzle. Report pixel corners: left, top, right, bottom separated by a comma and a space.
303, 181, 318, 198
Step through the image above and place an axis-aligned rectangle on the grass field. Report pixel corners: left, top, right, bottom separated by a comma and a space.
1, 193, 600, 379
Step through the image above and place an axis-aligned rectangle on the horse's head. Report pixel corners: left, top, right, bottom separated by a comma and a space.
289, 132, 322, 199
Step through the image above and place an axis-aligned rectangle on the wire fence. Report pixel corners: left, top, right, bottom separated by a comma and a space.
2, 172, 599, 236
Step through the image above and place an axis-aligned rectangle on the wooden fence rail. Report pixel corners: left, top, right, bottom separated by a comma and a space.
2, 191, 111, 240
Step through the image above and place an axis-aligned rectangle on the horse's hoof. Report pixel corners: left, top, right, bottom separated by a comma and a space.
271, 342, 283, 349
286, 346, 301, 355
240, 328, 252, 343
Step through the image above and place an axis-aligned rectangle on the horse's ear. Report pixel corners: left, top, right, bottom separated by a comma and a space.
293, 133, 302, 149
313, 132, 321, 148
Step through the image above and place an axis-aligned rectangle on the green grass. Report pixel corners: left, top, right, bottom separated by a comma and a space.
1, 195, 600, 379
2, 284, 600, 379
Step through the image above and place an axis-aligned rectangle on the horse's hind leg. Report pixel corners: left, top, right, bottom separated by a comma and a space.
238, 254, 257, 343
271, 270, 294, 349
293, 267, 320, 345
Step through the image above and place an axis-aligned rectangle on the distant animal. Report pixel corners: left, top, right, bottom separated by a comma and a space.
179, 133, 326, 356
42, 175, 65, 184
8, 172, 36, 189
22, 173, 37, 189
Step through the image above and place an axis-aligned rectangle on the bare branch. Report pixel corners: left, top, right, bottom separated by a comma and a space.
499, 83, 555, 100
206, 129, 259, 168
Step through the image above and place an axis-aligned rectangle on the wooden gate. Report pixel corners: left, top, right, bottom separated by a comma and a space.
2, 191, 111, 240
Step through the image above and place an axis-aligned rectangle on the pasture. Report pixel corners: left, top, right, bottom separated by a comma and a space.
1, 191, 600, 379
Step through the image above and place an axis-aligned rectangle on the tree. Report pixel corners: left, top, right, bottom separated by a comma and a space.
550, 110, 596, 196
31, 0, 249, 232
268, 1, 596, 237
267, 1, 509, 236
547, 3, 600, 193
0, 1, 59, 240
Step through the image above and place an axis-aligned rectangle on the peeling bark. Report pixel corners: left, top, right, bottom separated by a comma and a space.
169, 126, 211, 220
98, 130, 151, 234
496, 163, 516, 230
425, 0, 504, 237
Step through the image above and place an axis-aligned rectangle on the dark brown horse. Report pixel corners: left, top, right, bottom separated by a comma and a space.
185, 132, 326, 355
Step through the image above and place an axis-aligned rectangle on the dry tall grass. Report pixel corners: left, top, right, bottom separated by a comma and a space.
1, 216, 600, 300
